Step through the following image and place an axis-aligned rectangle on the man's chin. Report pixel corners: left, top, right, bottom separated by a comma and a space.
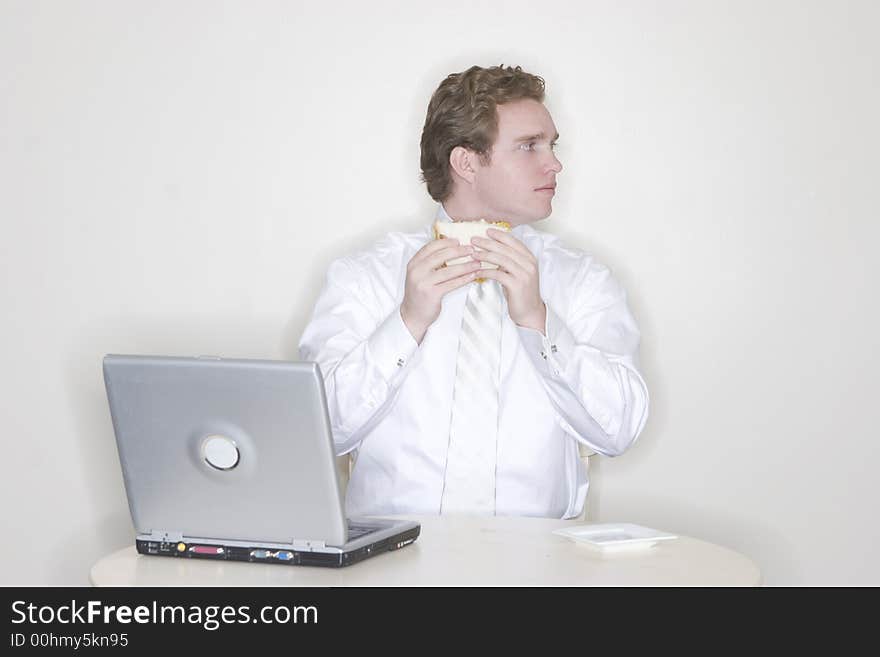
533, 204, 553, 222
509, 211, 551, 227
500, 202, 553, 226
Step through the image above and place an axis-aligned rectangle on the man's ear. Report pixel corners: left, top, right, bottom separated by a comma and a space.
449, 146, 478, 185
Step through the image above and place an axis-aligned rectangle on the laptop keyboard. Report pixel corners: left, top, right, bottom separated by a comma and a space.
347, 522, 379, 540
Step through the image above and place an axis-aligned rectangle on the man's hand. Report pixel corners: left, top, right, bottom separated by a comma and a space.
471, 228, 547, 334
400, 238, 483, 344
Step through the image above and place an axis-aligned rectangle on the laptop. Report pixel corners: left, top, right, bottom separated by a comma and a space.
102, 354, 420, 567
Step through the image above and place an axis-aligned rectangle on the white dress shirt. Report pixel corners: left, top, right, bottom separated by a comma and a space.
298, 204, 649, 519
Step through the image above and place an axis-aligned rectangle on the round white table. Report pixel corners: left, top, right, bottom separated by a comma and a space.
90, 515, 761, 586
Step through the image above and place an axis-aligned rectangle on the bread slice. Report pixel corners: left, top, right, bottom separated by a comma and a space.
433, 219, 511, 282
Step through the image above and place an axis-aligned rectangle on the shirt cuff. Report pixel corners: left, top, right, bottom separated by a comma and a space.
366, 306, 420, 385
516, 303, 576, 379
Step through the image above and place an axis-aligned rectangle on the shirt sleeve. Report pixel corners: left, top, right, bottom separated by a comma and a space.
515, 261, 650, 457
298, 258, 419, 455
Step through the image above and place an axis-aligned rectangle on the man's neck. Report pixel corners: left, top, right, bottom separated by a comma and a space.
443, 197, 501, 223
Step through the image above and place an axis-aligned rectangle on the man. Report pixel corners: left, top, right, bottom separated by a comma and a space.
298, 64, 649, 519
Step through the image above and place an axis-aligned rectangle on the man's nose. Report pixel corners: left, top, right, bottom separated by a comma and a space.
547, 152, 563, 174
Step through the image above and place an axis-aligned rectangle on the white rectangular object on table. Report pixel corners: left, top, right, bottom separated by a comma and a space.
553, 523, 678, 552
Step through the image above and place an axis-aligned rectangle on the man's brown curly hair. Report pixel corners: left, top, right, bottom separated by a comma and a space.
419, 65, 546, 202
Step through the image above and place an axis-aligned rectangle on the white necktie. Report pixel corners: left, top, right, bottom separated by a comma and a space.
440, 278, 503, 515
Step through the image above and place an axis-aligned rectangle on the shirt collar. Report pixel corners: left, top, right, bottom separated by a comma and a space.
435, 203, 454, 223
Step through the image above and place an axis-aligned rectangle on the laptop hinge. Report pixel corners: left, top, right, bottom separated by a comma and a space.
147, 530, 184, 543
292, 539, 326, 550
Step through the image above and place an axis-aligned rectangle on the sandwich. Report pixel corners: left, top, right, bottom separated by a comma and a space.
433, 219, 511, 283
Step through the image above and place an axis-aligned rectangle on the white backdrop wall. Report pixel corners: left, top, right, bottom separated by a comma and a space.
1, 0, 877, 585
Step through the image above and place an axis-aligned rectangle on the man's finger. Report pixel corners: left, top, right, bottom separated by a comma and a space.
471, 236, 531, 274
474, 267, 514, 287
475, 230, 530, 255
428, 260, 482, 284
473, 249, 527, 277
413, 238, 461, 263
436, 268, 479, 294
423, 245, 475, 272
486, 227, 530, 254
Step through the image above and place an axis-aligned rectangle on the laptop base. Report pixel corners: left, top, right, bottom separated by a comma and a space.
135, 526, 420, 568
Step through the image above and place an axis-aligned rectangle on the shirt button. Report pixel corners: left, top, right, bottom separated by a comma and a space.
396, 357, 405, 367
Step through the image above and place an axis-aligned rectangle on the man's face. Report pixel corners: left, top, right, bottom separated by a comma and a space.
472, 99, 562, 225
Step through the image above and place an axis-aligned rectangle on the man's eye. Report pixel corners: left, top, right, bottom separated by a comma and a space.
520, 142, 559, 152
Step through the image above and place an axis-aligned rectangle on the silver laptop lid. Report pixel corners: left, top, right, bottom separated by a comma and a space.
102, 355, 347, 547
